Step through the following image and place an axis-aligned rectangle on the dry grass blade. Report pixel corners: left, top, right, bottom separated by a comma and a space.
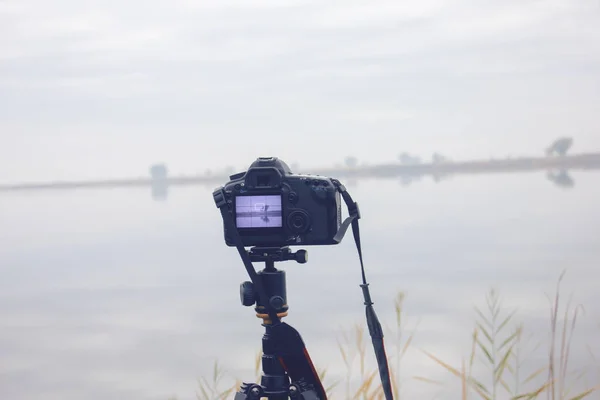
317, 366, 327, 383
567, 386, 599, 400
352, 323, 367, 382
586, 345, 597, 363
317, 365, 341, 397
475, 306, 493, 330
196, 360, 243, 400
501, 378, 512, 394
499, 330, 519, 353
388, 290, 418, 400
217, 386, 235, 399
196, 382, 210, 400
563, 304, 585, 397
523, 368, 547, 385
401, 331, 414, 360
495, 345, 514, 382
325, 380, 341, 397
413, 376, 445, 386
542, 270, 595, 400
564, 369, 592, 399
468, 377, 492, 399
511, 379, 553, 399
336, 327, 353, 399
422, 349, 463, 378
547, 270, 566, 400
477, 321, 494, 344
486, 289, 500, 320
367, 382, 385, 400
510, 322, 550, 398
477, 338, 494, 365
462, 359, 468, 400
470, 328, 479, 371
356, 323, 365, 349
197, 376, 212, 400
559, 296, 573, 398
213, 360, 219, 386
337, 337, 349, 367
352, 369, 378, 400
497, 311, 518, 335
395, 292, 405, 328
422, 348, 492, 400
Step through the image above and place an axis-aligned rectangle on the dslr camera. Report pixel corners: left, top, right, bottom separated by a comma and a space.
218, 157, 342, 247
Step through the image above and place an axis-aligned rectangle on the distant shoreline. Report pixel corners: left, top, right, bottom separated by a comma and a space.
1, 152, 599, 191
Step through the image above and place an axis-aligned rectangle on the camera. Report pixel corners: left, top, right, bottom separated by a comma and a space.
216, 157, 342, 247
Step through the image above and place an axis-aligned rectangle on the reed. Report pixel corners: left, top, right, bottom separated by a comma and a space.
185, 272, 598, 399
418, 272, 598, 400
196, 360, 240, 400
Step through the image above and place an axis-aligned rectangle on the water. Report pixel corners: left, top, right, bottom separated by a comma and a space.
1, 172, 599, 400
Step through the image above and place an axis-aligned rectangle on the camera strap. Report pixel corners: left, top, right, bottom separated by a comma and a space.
331, 179, 394, 400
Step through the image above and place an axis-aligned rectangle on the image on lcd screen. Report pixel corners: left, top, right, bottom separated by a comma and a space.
235, 195, 282, 228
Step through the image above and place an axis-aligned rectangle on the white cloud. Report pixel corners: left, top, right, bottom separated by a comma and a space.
309, 0, 447, 28
0, 0, 599, 181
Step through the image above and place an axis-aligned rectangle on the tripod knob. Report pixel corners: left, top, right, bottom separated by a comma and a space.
295, 249, 308, 264
240, 281, 256, 307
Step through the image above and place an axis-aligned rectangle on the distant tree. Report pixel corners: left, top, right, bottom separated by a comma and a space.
398, 152, 421, 165
150, 164, 168, 180
344, 156, 358, 168
432, 153, 447, 164
546, 137, 573, 156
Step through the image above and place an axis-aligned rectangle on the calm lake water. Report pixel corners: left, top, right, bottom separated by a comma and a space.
1, 172, 599, 400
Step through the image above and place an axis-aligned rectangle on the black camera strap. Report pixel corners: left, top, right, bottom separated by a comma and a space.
331, 180, 394, 400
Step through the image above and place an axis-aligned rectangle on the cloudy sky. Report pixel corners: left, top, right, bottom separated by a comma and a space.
1, 0, 599, 182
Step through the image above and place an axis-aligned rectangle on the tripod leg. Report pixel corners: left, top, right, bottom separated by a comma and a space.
261, 324, 290, 399
270, 322, 327, 400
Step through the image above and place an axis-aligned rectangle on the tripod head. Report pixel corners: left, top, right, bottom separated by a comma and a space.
248, 247, 308, 265
240, 247, 307, 320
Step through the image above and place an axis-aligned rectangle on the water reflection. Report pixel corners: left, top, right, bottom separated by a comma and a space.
3, 151, 596, 203
151, 181, 169, 202
547, 169, 575, 189
0, 174, 598, 400
146, 168, 578, 201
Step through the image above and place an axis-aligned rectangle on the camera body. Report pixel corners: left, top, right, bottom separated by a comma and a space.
217, 157, 342, 247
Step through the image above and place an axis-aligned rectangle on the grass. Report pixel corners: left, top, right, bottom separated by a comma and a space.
418, 271, 598, 400
180, 271, 598, 399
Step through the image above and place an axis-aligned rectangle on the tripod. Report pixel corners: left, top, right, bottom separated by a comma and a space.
233, 246, 327, 400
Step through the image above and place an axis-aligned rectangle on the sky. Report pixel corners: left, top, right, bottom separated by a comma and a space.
1, 0, 599, 182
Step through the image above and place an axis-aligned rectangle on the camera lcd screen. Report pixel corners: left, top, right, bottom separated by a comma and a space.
235, 195, 282, 228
